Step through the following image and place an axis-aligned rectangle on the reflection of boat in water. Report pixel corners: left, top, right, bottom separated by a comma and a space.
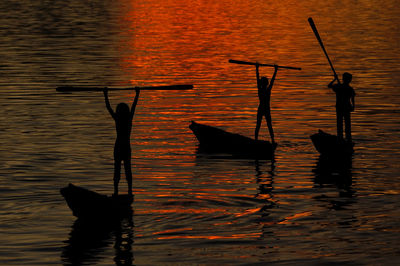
313, 154, 355, 209
62, 219, 115, 265
60, 183, 133, 220
62, 212, 134, 265
189, 121, 275, 159
313, 155, 352, 188
310, 129, 354, 156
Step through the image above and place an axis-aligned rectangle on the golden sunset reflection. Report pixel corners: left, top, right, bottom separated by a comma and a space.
234, 207, 263, 217
156, 232, 262, 241
153, 227, 194, 235
278, 211, 313, 225
136, 208, 228, 215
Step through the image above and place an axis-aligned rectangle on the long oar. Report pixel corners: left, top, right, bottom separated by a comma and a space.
308, 17, 340, 83
229, 59, 301, 70
56, 84, 193, 92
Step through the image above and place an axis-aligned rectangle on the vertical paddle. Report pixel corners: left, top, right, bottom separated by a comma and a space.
308, 17, 340, 83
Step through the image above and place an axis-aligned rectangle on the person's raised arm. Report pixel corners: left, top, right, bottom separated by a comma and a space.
103, 90, 115, 119
328, 76, 339, 90
268, 65, 279, 90
130, 89, 140, 119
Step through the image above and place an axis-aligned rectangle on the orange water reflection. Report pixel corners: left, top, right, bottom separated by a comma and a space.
114, 0, 316, 141
278, 211, 313, 225
137, 208, 227, 215
104, 0, 400, 262
157, 232, 261, 241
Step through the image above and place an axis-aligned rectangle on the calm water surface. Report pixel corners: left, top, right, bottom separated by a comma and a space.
1, 0, 400, 264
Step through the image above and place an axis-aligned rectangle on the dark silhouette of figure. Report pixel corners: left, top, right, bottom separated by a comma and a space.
104, 89, 140, 196
328, 73, 355, 142
255, 64, 279, 146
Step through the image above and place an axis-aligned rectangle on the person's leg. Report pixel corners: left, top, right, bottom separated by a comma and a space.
344, 112, 352, 142
255, 107, 263, 141
124, 157, 133, 196
336, 110, 344, 141
265, 111, 275, 144
113, 158, 121, 196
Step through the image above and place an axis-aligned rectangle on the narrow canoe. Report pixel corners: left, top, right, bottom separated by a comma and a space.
310, 129, 354, 156
189, 121, 275, 158
60, 183, 133, 220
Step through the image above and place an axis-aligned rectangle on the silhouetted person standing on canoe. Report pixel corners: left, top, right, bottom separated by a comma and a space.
328, 72, 355, 142
104, 89, 140, 196
255, 63, 279, 146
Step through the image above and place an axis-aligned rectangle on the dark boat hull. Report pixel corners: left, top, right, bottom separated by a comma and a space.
189, 121, 275, 158
60, 183, 133, 220
310, 129, 354, 156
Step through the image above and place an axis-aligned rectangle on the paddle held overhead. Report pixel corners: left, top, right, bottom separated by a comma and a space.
56, 84, 193, 92
229, 59, 301, 70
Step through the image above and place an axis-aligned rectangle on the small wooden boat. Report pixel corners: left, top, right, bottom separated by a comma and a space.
60, 183, 133, 220
189, 121, 275, 158
310, 129, 354, 156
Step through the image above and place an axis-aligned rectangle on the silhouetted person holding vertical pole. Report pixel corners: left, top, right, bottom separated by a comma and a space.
103, 89, 140, 196
328, 72, 355, 142
255, 63, 279, 146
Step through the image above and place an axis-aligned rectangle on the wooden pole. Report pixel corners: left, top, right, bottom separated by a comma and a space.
308, 17, 340, 82
56, 84, 193, 92
229, 59, 301, 70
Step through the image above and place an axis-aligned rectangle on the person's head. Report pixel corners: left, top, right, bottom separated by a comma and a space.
343, 72, 352, 84
260, 76, 269, 89
116, 103, 130, 117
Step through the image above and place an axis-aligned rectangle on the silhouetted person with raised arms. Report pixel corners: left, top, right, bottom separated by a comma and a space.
103, 89, 140, 196
255, 63, 279, 147
328, 72, 355, 142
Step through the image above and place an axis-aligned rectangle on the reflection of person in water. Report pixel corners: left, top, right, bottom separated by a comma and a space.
328, 72, 355, 142
104, 89, 140, 196
255, 64, 279, 147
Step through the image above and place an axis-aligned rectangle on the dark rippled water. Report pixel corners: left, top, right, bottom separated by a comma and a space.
1, 0, 400, 264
